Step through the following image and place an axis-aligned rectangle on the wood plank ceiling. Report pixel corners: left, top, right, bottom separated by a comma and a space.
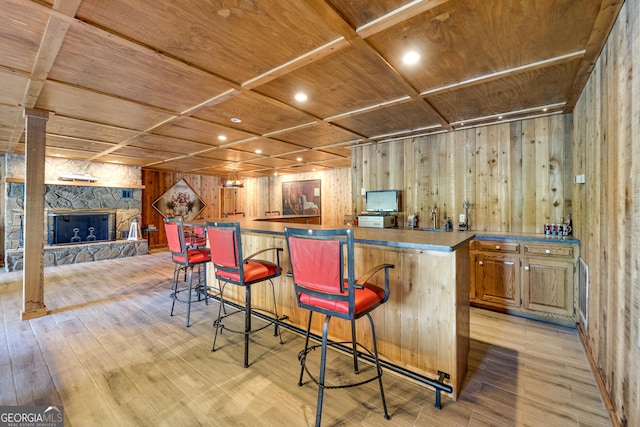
0, 0, 622, 178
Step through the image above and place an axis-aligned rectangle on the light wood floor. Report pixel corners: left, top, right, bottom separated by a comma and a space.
0, 251, 612, 426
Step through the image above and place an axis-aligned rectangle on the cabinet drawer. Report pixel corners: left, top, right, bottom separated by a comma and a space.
473, 240, 520, 253
524, 244, 574, 258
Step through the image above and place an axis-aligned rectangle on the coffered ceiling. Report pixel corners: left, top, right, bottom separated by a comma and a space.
0, 0, 622, 178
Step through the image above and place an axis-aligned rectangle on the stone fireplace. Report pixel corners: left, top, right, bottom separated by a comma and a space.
3, 154, 148, 271
46, 209, 117, 245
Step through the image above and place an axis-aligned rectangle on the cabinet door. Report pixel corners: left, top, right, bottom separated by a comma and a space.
475, 253, 521, 308
523, 258, 574, 317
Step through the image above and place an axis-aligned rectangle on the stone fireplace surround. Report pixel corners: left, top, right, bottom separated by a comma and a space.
3, 154, 148, 272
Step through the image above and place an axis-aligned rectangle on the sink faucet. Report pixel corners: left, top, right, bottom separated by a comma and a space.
431, 207, 437, 229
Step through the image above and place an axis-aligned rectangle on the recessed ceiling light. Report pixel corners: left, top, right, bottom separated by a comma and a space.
218, 135, 227, 141
296, 157, 303, 162
543, 108, 548, 112
402, 51, 420, 65
255, 149, 262, 154
274, 172, 278, 176
498, 116, 503, 120
294, 92, 308, 102
230, 117, 242, 123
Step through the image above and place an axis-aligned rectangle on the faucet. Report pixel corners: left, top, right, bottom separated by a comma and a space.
431, 207, 437, 229
459, 201, 471, 231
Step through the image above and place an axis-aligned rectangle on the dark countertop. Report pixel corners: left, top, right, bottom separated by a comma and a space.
191, 217, 476, 252
470, 231, 580, 244
191, 217, 579, 251
253, 214, 320, 221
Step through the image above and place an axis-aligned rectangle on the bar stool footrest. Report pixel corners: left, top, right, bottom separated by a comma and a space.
211, 306, 287, 353
169, 282, 208, 304
298, 340, 383, 390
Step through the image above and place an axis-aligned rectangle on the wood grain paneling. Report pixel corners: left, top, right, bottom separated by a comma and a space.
352, 115, 573, 233
572, 0, 639, 425
142, 168, 352, 247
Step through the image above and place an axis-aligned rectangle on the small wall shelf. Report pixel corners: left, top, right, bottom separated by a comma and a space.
5, 177, 145, 189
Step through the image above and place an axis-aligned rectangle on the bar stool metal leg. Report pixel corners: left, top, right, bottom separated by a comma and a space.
298, 312, 314, 386
316, 315, 332, 427
244, 286, 251, 368
367, 313, 390, 419
351, 319, 359, 374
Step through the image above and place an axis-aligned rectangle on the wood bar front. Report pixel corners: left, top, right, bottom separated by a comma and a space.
201, 218, 473, 399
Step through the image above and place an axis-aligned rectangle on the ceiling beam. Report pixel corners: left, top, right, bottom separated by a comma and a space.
563, 0, 625, 112
7, 0, 81, 151
355, 0, 450, 38
421, 51, 587, 97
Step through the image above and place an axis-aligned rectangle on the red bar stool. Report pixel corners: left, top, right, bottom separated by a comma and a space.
185, 225, 207, 248
206, 221, 284, 367
163, 217, 211, 327
285, 227, 394, 426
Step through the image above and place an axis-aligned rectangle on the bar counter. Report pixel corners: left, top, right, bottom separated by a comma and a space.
195, 217, 475, 400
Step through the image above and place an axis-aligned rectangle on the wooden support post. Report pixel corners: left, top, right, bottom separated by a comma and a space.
21, 108, 49, 320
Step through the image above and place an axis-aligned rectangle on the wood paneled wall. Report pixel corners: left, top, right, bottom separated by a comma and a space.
141, 170, 223, 246
241, 169, 352, 226
572, 0, 639, 425
352, 115, 573, 233
141, 168, 352, 247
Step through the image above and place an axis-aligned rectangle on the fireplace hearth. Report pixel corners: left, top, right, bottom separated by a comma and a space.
47, 209, 116, 246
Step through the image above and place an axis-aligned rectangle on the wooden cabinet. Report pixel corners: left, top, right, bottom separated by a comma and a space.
470, 238, 578, 326
473, 253, 521, 308
523, 243, 575, 318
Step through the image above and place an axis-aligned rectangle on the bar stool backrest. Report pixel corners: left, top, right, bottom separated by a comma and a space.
288, 237, 342, 293
207, 222, 244, 283
210, 229, 240, 269
285, 228, 357, 318
164, 217, 188, 264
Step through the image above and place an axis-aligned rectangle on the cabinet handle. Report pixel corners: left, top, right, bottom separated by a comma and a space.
479, 261, 484, 266
545, 249, 551, 254
524, 265, 530, 271
495, 245, 500, 250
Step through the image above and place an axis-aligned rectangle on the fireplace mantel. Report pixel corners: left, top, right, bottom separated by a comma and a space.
5, 177, 145, 189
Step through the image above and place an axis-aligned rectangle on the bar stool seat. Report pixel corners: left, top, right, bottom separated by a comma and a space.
185, 225, 207, 248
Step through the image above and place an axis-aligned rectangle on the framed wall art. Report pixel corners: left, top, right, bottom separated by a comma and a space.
282, 179, 321, 216
152, 178, 206, 221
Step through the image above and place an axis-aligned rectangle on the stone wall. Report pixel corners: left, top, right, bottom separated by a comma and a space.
5, 182, 143, 251
3, 154, 148, 271
4, 240, 148, 272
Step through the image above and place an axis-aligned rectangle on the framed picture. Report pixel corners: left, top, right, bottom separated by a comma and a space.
282, 179, 321, 216
152, 178, 206, 221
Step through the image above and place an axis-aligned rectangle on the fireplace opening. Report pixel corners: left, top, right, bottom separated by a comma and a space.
47, 210, 116, 246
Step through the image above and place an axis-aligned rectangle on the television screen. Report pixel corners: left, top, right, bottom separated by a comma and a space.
365, 190, 398, 212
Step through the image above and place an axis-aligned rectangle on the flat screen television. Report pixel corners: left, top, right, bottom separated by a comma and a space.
365, 190, 399, 212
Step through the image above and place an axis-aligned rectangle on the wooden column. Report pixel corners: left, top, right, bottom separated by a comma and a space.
21, 108, 49, 320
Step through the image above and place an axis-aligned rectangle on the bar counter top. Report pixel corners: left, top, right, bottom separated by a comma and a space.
193, 217, 476, 252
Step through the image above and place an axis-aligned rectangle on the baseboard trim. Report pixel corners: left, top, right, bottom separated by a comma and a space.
577, 322, 621, 427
